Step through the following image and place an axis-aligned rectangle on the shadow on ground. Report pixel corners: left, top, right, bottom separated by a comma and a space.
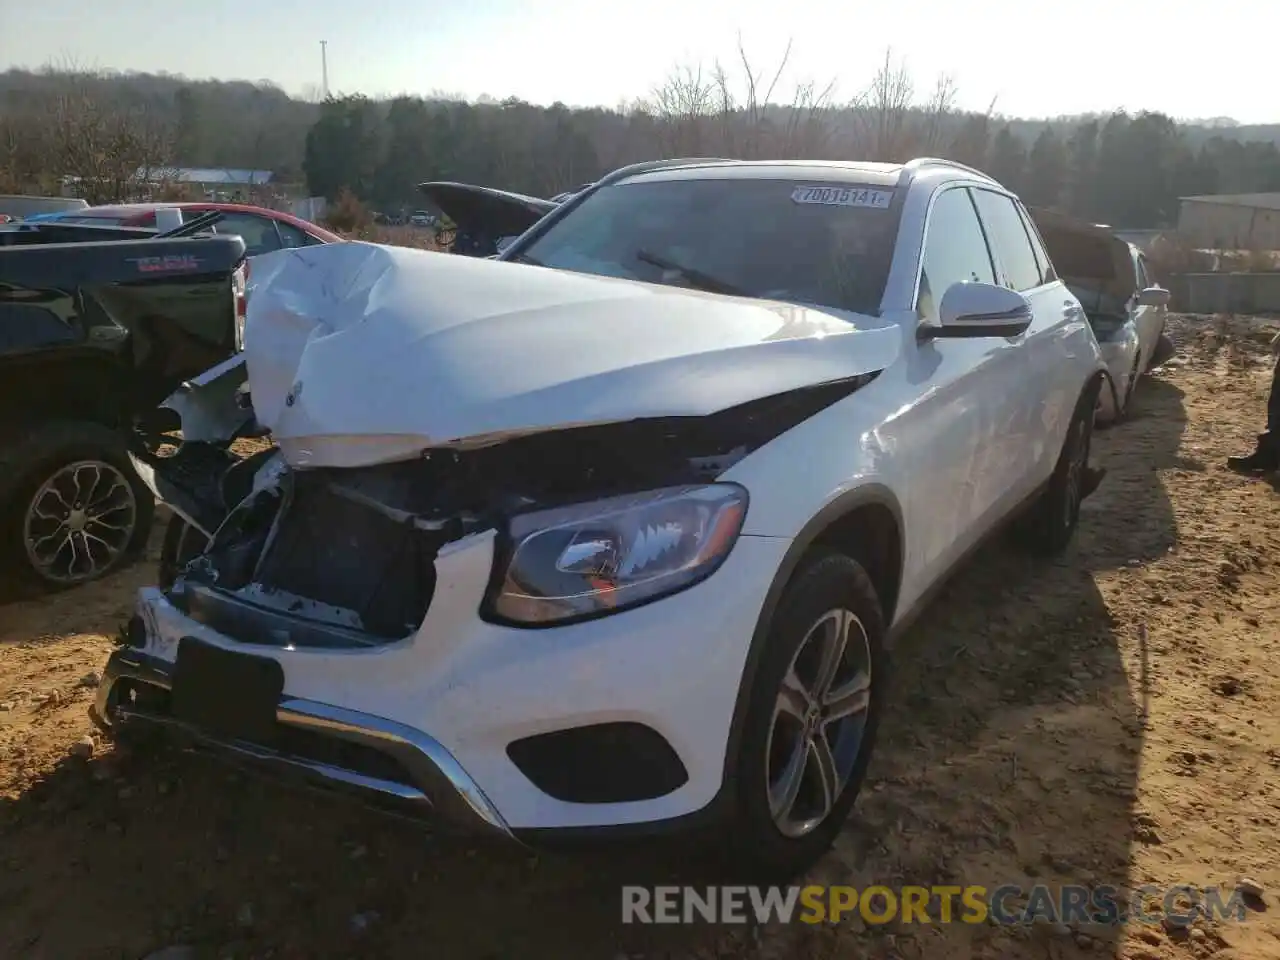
0, 383, 1190, 960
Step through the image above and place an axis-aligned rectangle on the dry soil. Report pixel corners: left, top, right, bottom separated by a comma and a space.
1, 313, 1278, 960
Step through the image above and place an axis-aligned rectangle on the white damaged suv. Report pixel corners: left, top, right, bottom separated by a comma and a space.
99, 158, 1110, 877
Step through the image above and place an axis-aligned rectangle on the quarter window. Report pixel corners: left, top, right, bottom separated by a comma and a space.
276, 221, 322, 248
213, 214, 282, 257
917, 187, 995, 324
971, 190, 1045, 293
1017, 204, 1056, 285
1134, 254, 1150, 289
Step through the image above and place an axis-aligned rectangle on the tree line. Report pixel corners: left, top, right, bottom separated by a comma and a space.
4, 54, 1280, 228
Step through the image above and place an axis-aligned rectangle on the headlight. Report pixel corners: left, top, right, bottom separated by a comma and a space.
488, 483, 748, 626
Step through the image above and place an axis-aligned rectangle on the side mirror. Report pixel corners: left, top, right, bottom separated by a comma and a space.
920, 281, 1033, 340
1135, 285, 1171, 308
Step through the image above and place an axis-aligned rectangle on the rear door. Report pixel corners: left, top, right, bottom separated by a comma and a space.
969, 188, 1080, 503
1130, 250, 1165, 367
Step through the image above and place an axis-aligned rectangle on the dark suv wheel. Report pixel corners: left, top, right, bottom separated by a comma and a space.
2, 422, 155, 589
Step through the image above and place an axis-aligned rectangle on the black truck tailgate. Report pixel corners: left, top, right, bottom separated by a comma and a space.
0, 233, 247, 423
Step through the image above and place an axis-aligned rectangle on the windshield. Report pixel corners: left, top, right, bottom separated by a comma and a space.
513, 178, 902, 315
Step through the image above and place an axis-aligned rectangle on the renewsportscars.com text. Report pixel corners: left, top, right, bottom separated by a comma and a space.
621, 884, 1249, 926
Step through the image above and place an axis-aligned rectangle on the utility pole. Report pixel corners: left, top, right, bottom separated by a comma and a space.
320, 40, 329, 99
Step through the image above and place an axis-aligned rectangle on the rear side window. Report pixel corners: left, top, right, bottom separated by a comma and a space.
917, 187, 995, 324
276, 221, 322, 248
971, 190, 1045, 293
0, 303, 78, 352
1017, 204, 1056, 285
214, 214, 282, 257
1134, 254, 1150, 289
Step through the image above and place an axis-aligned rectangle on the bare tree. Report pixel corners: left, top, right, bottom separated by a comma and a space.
649, 37, 838, 162
647, 64, 717, 157
0, 114, 50, 194
919, 74, 958, 154
41, 68, 175, 203
853, 50, 915, 161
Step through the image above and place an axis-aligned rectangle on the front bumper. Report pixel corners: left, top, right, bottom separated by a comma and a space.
93, 646, 514, 839
93, 529, 789, 835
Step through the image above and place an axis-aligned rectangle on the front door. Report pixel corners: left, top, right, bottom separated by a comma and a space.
968, 188, 1073, 515
899, 185, 1021, 600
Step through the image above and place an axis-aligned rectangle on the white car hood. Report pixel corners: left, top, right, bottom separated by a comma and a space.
241, 242, 901, 469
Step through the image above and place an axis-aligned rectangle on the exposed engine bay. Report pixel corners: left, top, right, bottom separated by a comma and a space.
136, 374, 875, 649
125, 240, 898, 650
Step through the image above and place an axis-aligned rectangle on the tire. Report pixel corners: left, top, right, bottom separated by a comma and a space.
1117, 353, 1142, 422
1, 421, 155, 590
720, 552, 886, 881
1147, 332, 1176, 371
1013, 385, 1097, 557
158, 514, 210, 588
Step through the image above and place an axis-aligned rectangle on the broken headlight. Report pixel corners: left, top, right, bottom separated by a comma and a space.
489, 483, 748, 625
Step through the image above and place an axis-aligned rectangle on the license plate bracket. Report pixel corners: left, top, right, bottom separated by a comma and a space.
171, 637, 284, 744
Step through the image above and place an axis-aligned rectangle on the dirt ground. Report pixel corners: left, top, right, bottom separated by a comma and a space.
2, 314, 1278, 960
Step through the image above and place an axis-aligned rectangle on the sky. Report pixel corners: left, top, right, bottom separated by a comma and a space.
0, 0, 1274, 124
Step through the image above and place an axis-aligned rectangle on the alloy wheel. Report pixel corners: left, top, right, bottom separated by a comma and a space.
22, 460, 138, 584
765, 608, 873, 839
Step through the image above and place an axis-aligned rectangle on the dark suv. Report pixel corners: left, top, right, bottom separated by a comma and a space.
0, 220, 246, 590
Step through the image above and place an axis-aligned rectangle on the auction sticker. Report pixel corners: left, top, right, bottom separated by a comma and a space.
791, 185, 893, 208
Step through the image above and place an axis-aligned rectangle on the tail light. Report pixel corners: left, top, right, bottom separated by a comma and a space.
232, 260, 248, 350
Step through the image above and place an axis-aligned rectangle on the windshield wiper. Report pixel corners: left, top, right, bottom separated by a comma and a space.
634, 249, 749, 298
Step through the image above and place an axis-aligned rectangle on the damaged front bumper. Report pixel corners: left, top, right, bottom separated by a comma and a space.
93, 640, 514, 840
93, 517, 788, 836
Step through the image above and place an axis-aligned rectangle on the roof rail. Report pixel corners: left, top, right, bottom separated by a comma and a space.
596, 157, 736, 187
902, 157, 995, 183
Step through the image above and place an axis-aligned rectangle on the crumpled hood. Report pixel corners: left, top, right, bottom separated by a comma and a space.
242, 242, 900, 468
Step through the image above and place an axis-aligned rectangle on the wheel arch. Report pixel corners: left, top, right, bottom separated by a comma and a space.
719, 484, 904, 796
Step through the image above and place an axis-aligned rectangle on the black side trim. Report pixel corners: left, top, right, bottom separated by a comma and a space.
918, 316, 1032, 341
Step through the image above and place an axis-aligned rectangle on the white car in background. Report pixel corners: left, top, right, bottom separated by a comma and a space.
98, 157, 1111, 878
1030, 207, 1172, 421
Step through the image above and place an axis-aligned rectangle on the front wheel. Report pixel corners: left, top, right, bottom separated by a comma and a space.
722, 552, 886, 880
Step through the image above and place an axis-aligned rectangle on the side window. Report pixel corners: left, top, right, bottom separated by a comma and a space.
214, 214, 282, 257
1017, 204, 1057, 284
1134, 254, 1150, 289
0, 302, 78, 353
276, 221, 322, 248
971, 190, 1045, 293
917, 187, 996, 324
